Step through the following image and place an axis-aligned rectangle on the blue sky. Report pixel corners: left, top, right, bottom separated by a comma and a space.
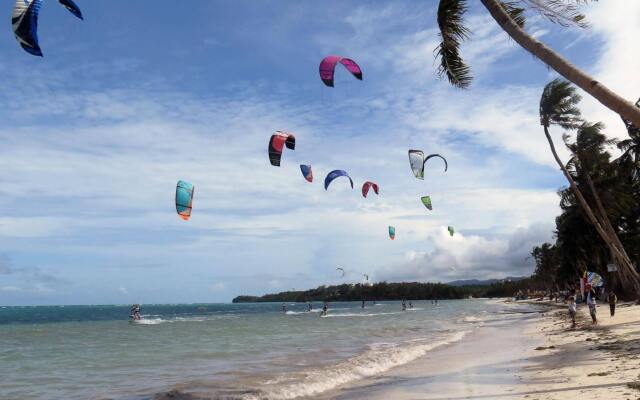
1, 1, 638, 305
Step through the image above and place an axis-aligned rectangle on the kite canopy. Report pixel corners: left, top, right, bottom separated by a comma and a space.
362, 181, 379, 198
268, 131, 295, 167
319, 55, 363, 87
300, 164, 313, 182
388, 226, 395, 240
448, 226, 454, 236
12, 0, 83, 57
421, 196, 433, 210
587, 271, 603, 287
324, 170, 354, 190
363, 274, 369, 281
408, 150, 448, 179
175, 180, 194, 221
336, 267, 345, 277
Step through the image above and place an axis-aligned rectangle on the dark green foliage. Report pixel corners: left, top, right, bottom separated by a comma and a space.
436, 0, 472, 88
232, 280, 533, 303
533, 81, 640, 299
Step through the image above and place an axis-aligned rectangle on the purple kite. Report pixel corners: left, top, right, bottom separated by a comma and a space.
319, 55, 363, 87
300, 165, 313, 182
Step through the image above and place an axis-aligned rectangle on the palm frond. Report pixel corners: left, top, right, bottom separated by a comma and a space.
501, 1, 526, 28
620, 97, 640, 138
521, 0, 589, 28
435, 0, 472, 88
540, 78, 583, 129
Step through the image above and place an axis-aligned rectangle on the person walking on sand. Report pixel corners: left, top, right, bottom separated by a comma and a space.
568, 296, 577, 328
608, 291, 617, 317
587, 290, 597, 325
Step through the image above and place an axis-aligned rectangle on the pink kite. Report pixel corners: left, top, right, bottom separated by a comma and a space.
362, 181, 379, 198
319, 55, 363, 87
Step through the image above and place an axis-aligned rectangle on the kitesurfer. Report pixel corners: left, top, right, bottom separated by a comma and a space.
321, 301, 328, 317
409, 301, 413, 309
402, 299, 406, 311
129, 304, 141, 321
361, 300, 365, 309
282, 303, 287, 313
308, 302, 313, 312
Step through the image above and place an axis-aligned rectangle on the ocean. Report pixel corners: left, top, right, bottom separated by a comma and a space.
0, 299, 534, 399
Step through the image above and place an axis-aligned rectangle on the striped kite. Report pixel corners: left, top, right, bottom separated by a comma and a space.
300, 165, 313, 182
175, 180, 194, 221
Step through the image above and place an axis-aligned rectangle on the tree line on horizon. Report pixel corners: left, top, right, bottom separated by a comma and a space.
232, 280, 532, 303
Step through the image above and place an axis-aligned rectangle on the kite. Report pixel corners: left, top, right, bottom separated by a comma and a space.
319, 55, 363, 87
363, 274, 369, 281
388, 226, 395, 240
448, 226, 454, 236
408, 150, 448, 179
175, 180, 194, 221
587, 271, 603, 287
324, 170, 354, 190
300, 165, 313, 182
362, 181, 379, 198
336, 267, 345, 278
421, 196, 432, 210
12, 0, 83, 57
268, 131, 295, 167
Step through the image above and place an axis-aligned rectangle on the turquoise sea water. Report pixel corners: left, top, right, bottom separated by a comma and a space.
0, 300, 531, 399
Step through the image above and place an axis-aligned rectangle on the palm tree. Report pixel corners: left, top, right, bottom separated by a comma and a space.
540, 79, 640, 294
618, 98, 640, 177
435, 0, 640, 127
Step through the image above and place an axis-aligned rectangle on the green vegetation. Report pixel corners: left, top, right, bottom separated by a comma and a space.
232, 280, 532, 303
531, 80, 640, 299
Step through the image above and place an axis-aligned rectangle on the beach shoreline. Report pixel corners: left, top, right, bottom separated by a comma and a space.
315, 299, 640, 400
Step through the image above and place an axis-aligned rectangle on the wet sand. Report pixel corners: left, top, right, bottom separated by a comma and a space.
319, 300, 640, 400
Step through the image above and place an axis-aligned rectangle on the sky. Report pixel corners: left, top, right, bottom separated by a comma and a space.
0, 1, 638, 305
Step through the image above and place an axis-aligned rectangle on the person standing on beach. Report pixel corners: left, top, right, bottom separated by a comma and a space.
587, 291, 597, 325
568, 296, 577, 328
608, 291, 617, 317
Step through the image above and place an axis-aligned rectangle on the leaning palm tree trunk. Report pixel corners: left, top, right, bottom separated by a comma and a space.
582, 172, 640, 291
543, 126, 640, 294
480, 0, 640, 128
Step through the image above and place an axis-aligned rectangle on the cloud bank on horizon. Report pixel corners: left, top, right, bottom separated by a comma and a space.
0, 1, 638, 305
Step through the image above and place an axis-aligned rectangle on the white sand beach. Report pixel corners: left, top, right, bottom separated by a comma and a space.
317, 300, 640, 400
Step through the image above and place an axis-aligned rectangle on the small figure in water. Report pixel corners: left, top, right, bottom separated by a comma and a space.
409, 301, 413, 309
321, 301, 328, 317
361, 300, 365, 309
129, 304, 141, 321
435, 299, 438, 306
282, 303, 287, 313
402, 299, 407, 311
308, 302, 313, 312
